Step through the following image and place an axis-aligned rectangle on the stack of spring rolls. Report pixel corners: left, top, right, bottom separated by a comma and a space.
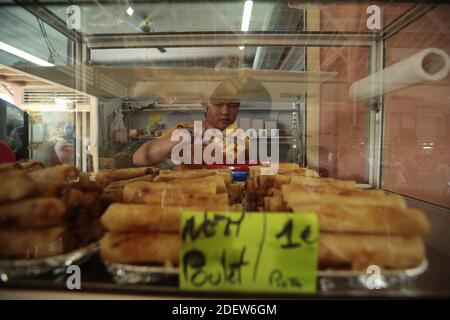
245, 163, 320, 210
263, 175, 355, 212
100, 164, 430, 272
100, 167, 160, 204
0, 162, 111, 260
279, 176, 430, 270
100, 168, 235, 266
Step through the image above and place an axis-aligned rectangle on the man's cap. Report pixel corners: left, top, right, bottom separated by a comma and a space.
208, 75, 272, 104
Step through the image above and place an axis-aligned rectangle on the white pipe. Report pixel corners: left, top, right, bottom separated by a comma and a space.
349, 48, 450, 102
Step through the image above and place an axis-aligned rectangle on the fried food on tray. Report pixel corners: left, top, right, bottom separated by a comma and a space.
123, 182, 229, 209
30, 164, 80, 183
99, 231, 424, 270
123, 181, 217, 199
0, 169, 35, 202
109, 167, 159, 181
105, 174, 155, 189
0, 162, 21, 171
318, 233, 425, 270
101, 203, 182, 233
0, 197, 67, 229
100, 232, 179, 265
156, 169, 232, 185
33, 181, 83, 208
17, 160, 45, 172
290, 203, 430, 236
0, 227, 77, 259
282, 184, 406, 208
76, 172, 112, 190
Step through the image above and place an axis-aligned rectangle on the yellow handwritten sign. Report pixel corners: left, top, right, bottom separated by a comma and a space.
179, 211, 319, 293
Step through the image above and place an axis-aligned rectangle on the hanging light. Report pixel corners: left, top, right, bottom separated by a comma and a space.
0, 41, 54, 67
241, 0, 253, 32
126, 0, 134, 16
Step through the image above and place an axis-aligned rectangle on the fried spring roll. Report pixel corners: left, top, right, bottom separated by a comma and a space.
123, 181, 216, 203
33, 181, 83, 208
123, 182, 229, 208
282, 185, 406, 208
0, 170, 35, 202
101, 203, 182, 232
100, 232, 179, 265
0, 227, 77, 259
249, 163, 318, 178
111, 167, 159, 181
0, 197, 67, 229
156, 169, 232, 185
0, 162, 21, 171
30, 164, 79, 183
100, 232, 425, 270
75, 172, 112, 190
17, 160, 45, 171
290, 203, 430, 236
34, 181, 69, 197
178, 176, 227, 193
105, 174, 155, 189
289, 176, 356, 189
319, 233, 425, 270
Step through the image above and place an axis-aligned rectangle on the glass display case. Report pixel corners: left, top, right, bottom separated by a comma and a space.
0, 0, 449, 299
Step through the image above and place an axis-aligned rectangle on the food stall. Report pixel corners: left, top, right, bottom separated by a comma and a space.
0, 0, 449, 299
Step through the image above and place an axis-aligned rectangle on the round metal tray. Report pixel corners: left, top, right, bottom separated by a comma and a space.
104, 259, 428, 290
0, 242, 99, 279
104, 261, 178, 284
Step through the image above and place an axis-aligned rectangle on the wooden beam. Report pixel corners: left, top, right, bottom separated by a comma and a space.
5, 76, 34, 82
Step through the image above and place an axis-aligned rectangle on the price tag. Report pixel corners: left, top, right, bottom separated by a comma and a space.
179, 211, 319, 293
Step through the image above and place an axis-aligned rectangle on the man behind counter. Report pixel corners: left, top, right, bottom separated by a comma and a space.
132, 99, 241, 166
133, 76, 276, 167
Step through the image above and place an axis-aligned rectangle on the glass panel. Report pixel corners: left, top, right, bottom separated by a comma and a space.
45, 1, 304, 35
0, 5, 70, 66
383, 4, 450, 208
0, 99, 26, 160
92, 45, 309, 165
309, 1, 414, 32
38, 0, 415, 35
318, 46, 369, 183
28, 110, 75, 166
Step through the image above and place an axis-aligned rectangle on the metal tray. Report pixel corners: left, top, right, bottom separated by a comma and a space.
0, 242, 99, 279
104, 259, 428, 290
104, 261, 178, 284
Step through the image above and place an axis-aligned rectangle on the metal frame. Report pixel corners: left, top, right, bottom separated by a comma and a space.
296, 95, 307, 166
366, 2, 437, 189
85, 32, 376, 49
366, 40, 385, 188
380, 2, 437, 40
